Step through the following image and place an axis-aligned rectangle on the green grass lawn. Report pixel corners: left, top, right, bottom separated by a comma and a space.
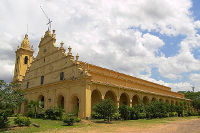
1, 116, 199, 133
1, 117, 84, 133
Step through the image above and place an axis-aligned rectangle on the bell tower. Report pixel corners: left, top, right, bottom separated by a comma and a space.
13, 34, 34, 83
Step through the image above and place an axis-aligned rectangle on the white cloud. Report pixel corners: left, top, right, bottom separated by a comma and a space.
0, 0, 199, 92
139, 75, 192, 92
194, 21, 200, 29
189, 73, 200, 91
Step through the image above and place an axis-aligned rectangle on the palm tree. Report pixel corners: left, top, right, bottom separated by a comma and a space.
27, 100, 43, 118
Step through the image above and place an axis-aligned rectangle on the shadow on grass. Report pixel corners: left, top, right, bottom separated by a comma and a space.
0, 126, 23, 132
91, 120, 114, 124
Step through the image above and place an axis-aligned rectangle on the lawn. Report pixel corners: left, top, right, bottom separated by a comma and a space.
1, 117, 84, 133
1, 116, 199, 133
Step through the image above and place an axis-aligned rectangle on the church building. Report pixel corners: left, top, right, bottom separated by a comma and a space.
13, 29, 190, 118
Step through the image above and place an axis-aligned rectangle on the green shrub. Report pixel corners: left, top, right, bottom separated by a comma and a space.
63, 117, 75, 126
93, 99, 117, 122
0, 110, 9, 128
26, 110, 35, 118
132, 104, 146, 119
75, 117, 81, 122
138, 113, 146, 119
129, 107, 135, 120
168, 112, 178, 117
37, 110, 45, 119
44, 107, 64, 120
119, 105, 130, 120
91, 112, 103, 119
183, 112, 188, 117
176, 106, 184, 117
112, 112, 121, 120
13, 113, 20, 117
145, 101, 168, 119
14, 116, 31, 127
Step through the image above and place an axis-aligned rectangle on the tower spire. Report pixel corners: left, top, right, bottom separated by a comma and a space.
21, 34, 30, 50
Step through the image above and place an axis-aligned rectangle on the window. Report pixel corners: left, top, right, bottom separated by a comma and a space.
24, 56, 28, 64
41, 76, 44, 85
44, 48, 47, 53
44, 58, 45, 63
17, 56, 19, 64
26, 82, 29, 88
60, 72, 64, 80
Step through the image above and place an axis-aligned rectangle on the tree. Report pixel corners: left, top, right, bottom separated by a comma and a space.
179, 91, 200, 112
0, 80, 24, 128
93, 99, 117, 123
119, 105, 131, 120
0, 80, 24, 111
26, 100, 44, 118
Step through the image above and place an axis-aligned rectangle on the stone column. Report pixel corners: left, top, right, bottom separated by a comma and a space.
85, 85, 91, 118
130, 99, 132, 107
117, 97, 120, 108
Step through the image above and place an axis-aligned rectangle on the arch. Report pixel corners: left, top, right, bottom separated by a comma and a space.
143, 96, 149, 105
159, 98, 164, 102
72, 96, 80, 116
166, 99, 169, 104
132, 95, 140, 107
119, 93, 130, 106
105, 90, 117, 105
171, 100, 175, 105
91, 89, 102, 112
151, 97, 157, 102
38, 95, 45, 108
57, 95, 64, 109
175, 101, 179, 106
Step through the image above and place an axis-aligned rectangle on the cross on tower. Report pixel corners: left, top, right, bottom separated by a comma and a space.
47, 18, 52, 30
40, 5, 52, 30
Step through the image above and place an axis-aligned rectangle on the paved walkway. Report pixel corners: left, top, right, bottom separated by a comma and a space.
45, 118, 200, 133
117, 119, 200, 133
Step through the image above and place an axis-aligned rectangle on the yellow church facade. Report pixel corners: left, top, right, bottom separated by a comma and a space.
13, 29, 190, 118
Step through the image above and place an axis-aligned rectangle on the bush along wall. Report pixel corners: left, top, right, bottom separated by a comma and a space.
90, 100, 197, 121
117, 101, 197, 120
0, 110, 9, 128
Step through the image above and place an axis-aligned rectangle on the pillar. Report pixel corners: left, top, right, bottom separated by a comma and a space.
130, 99, 132, 107
85, 86, 91, 118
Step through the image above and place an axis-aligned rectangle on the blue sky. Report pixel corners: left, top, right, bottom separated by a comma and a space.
0, 0, 200, 92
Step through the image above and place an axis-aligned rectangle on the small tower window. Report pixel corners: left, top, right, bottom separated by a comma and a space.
24, 56, 28, 64
26, 82, 29, 88
41, 76, 44, 85
60, 72, 64, 80
44, 58, 45, 63
17, 56, 19, 64
44, 48, 47, 53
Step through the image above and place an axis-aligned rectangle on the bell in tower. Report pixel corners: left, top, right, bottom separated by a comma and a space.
13, 34, 34, 83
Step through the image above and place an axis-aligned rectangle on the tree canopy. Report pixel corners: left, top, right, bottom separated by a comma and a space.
179, 91, 200, 111
93, 98, 117, 122
0, 80, 24, 111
